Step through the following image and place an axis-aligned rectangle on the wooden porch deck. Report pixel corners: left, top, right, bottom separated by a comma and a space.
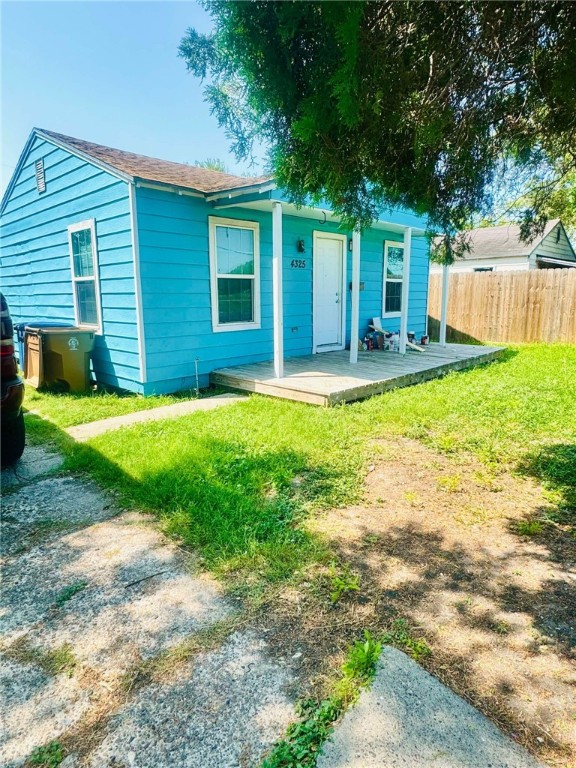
211, 343, 505, 406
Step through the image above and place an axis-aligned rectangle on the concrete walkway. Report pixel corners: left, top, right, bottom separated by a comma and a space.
1, 446, 294, 768
318, 647, 544, 768
65, 393, 246, 441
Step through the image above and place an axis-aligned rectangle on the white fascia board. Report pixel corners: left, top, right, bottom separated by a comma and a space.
135, 181, 204, 198
537, 255, 576, 267
205, 180, 277, 203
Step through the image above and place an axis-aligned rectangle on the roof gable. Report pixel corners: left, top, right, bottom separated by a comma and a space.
464, 220, 561, 260
36, 129, 271, 195
432, 220, 573, 262
532, 220, 576, 262
1, 128, 273, 216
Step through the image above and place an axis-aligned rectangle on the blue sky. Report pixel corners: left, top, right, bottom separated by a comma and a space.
1, 1, 266, 194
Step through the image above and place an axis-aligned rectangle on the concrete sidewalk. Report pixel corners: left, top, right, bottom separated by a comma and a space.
318, 647, 544, 768
1, 445, 294, 768
65, 392, 246, 441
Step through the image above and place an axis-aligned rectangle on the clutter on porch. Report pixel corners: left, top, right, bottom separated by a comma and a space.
362, 317, 429, 353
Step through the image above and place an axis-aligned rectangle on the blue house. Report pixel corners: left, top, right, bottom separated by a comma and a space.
0, 129, 432, 397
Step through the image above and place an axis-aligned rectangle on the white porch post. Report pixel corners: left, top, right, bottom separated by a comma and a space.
272, 201, 284, 378
349, 230, 361, 364
439, 262, 450, 347
399, 227, 412, 354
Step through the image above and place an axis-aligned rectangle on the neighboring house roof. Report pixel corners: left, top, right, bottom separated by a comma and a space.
36, 129, 272, 194
449, 220, 561, 260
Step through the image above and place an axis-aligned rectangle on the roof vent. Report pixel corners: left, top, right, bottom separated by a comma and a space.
35, 158, 46, 193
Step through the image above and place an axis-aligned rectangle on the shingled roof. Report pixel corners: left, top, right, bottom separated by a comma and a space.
37, 129, 272, 195
456, 220, 560, 260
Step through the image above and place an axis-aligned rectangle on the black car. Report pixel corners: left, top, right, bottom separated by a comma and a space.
1, 293, 25, 465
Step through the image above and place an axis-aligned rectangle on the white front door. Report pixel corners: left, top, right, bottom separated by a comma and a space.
313, 233, 346, 351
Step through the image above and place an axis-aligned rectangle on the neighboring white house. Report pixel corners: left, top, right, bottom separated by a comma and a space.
430, 219, 576, 274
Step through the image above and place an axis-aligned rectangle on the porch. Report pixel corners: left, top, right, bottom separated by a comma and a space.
211, 343, 505, 406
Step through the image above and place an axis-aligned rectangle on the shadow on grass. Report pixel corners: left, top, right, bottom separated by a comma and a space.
518, 443, 576, 524
23, 411, 333, 586
18, 404, 575, 763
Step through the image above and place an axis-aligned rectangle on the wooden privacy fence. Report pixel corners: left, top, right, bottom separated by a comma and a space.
428, 269, 576, 344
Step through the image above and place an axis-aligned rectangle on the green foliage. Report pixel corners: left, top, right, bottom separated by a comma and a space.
436, 474, 462, 493
498, 161, 576, 240
28, 741, 64, 767
43, 344, 574, 588
382, 619, 432, 662
514, 520, 544, 536
520, 443, 576, 527
180, 3, 576, 251
194, 157, 229, 172
43, 644, 78, 676
8, 640, 77, 677
262, 698, 341, 768
24, 387, 201, 428
262, 631, 381, 767
54, 581, 88, 607
342, 631, 382, 682
329, 563, 360, 604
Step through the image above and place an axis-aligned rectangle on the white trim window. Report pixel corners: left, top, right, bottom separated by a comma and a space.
383, 240, 405, 317
209, 216, 261, 332
67, 219, 102, 330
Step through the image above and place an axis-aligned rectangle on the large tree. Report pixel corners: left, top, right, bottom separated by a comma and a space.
180, 1, 576, 258
501, 160, 576, 239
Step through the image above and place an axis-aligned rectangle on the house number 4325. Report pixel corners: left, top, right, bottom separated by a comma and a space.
290, 259, 306, 269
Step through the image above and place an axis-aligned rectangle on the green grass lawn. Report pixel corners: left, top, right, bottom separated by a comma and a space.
29, 344, 576, 587
24, 387, 202, 427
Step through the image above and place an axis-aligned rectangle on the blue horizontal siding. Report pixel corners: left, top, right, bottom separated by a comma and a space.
137, 186, 429, 393
0, 135, 140, 392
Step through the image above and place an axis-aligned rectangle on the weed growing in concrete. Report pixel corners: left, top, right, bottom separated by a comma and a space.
342, 631, 382, 681
54, 581, 88, 607
6, 638, 77, 677
261, 630, 381, 768
28, 740, 64, 767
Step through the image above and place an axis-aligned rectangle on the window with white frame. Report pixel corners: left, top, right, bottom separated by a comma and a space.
383, 241, 404, 316
209, 217, 260, 331
68, 220, 101, 329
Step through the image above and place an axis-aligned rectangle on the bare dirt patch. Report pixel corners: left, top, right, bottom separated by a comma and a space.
306, 437, 576, 768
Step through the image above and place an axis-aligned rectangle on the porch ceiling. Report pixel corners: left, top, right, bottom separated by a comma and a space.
211, 197, 427, 236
